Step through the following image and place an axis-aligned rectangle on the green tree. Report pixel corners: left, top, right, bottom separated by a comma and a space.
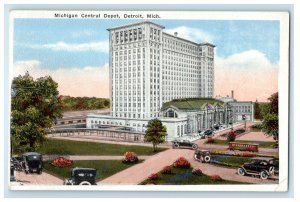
261, 92, 278, 137
11, 72, 63, 153
144, 119, 167, 152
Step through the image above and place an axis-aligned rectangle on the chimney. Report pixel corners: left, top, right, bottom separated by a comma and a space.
174, 32, 178, 37
231, 90, 234, 99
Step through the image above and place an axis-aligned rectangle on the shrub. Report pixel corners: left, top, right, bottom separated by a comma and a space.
162, 165, 172, 174
206, 137, 215, 144
122, 151, 139, 163
227, 130, 236, 142
192, 168, 203, 176
52, 157, 73, 167
148, 173, 159, 180
173, 157, 190, 168
210, 175, 222, 181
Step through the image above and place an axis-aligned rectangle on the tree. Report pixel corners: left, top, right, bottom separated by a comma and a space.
144, 119, 167, 152
11, 72, 63, 153
261, 92, 278, 137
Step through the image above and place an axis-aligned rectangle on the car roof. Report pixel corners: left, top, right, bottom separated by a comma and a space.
251, 157, 274, 161
23, 152, 41, 156
72, 167, 97, 171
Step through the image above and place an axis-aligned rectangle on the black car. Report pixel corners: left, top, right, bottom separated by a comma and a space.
199, 129, 214, 139
237, 157, 275, 179
22, 152, 43, 174
194, 150, 211, 163
172, 139, 198, 150
64, 167, 97, 185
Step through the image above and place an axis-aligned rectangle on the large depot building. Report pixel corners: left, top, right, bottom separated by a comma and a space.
87, 21, 254, 140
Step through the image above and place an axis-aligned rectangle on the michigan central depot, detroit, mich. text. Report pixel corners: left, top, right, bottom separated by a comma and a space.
54, 13, 161, 19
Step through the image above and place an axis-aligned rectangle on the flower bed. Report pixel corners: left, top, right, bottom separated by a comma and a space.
173, 157, 190, 168
51, 157, 73, 167
206, 137, 215, 144
161, 165, 172, 174
122, 151, 139, 163
148, 173, 159, 180
192, 168, 203, 176
210, 175, 222, 181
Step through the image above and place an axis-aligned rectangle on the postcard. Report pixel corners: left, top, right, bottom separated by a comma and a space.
8, 10, 289, 191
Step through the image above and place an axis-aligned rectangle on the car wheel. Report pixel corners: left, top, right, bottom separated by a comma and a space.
260, 170, 269, 180
205, 135, 208, 139
173, 143, 179, 149
194, 154, 200, 161
237, 168, 245, 176
79, 181, 91, 185
192, 144, 198, 150
204, 155, 211, 163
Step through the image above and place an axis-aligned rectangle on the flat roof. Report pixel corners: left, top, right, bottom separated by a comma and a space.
107, 21, 165, 31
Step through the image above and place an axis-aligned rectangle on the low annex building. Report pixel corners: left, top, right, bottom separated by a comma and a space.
86, 98, 254, 141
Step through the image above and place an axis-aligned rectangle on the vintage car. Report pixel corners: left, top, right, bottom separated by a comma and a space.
194, 150, 211, 163
64, 167, 97, 185
237, 157, 275, 179
198, 129, 214, 139
22, 152, 43, 174
172, 139, 198, 150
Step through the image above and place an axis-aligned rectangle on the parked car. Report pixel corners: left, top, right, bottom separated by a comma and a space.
172, 139, 198, 150
22, 152, 43, 174
64, 167, 97, 185
194, 150, 211, 163
237, 157, 275, 179
213, 124, 220, 130
199, 129, 214, 139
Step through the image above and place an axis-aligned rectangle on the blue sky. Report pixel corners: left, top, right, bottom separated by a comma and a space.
13, 18, 279, 101
14, 19, 279, 69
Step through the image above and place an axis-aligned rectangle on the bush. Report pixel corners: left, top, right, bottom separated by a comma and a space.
162, 165, 172, 174
227, 130, 236, 142
192, 168, 203, 176
206, 137, 215, 144
148, 173, 159, 180
173, 157, 190, 168
210, 175, 222, 181
122, 151, 139, 163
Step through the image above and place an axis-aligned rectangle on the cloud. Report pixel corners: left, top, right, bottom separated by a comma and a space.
214, 50, 278, 102
28, 41, 109, 53
165, 26, 214, 43
13, 60, 109, 98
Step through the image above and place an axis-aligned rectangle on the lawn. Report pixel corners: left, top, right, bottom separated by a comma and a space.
211, 155, 252, 167
211, 154, 279, 173
140, 167, 246, 185
38, 138, 166, 155
43, 160, 141, 181
206, 139, 276, 148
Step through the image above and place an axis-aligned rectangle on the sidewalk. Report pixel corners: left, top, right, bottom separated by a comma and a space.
43, 155, 151, 161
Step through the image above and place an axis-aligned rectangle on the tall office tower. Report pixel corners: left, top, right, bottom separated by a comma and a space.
107, 21, 215, 120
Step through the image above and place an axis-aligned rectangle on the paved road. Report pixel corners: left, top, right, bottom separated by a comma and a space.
99, 148, 278, 185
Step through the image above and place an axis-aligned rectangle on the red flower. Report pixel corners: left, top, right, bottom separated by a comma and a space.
210, 175, 222, 181
192, 168, 203, 176
173, 157, 190, 168
162, 165, 172, 174
148, 173, 159, 180
123, 151, 138, 163
52, 157, 73, 167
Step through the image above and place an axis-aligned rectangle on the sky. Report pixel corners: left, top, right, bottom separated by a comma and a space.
13, 19, 279, 102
